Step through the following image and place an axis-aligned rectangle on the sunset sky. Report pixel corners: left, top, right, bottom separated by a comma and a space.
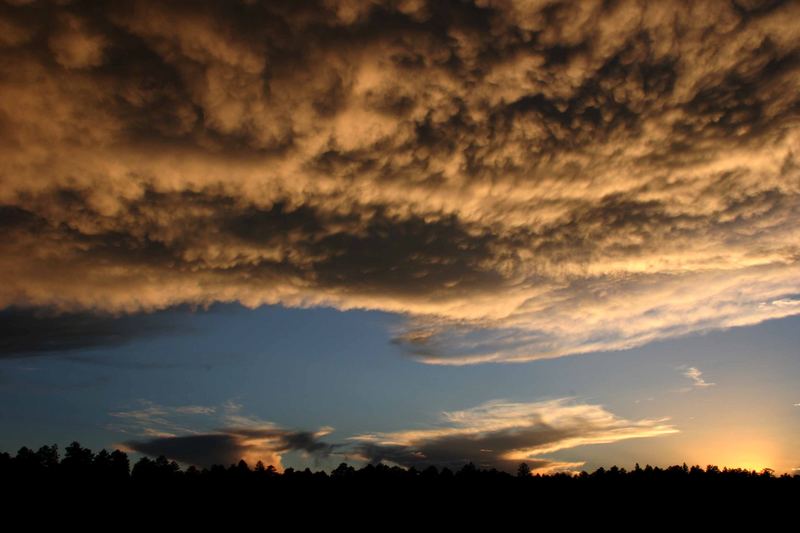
1, 0, 799, 474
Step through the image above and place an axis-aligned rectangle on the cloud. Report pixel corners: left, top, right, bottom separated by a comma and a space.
109, 399, 212, 437
349, 398, 678, 472
0, 307, 179, 358
125, 428, 337, 470
126, 433, 261, 468
0, 1, 799, 363
112, 400, 337, 469
113, 397, 676, 473
682, 366, 715, 389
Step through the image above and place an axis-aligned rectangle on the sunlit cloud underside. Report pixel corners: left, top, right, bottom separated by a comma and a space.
1, 0, 799, 363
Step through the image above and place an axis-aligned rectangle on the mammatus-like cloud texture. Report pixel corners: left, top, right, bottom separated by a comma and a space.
1, 0, 799, 363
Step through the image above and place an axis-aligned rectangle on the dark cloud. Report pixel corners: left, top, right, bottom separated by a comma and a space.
0, 307, 179, 358
351, 398, 677, 473
125, 433, 245, 468
114, 398, 675, 473
0, 0, 798, 362
250, 428, 337, 457
355, 436, 556, 473
114, 400, 337, 468
125, 428, 336, 468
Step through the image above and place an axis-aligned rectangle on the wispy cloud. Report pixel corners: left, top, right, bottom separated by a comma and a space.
678, 366, 716, 392
350, 398, 678, 473
109, 399, 215, 438
1, 1, 799, 363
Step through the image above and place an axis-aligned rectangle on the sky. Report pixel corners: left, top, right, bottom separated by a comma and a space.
0, 0, 799, 474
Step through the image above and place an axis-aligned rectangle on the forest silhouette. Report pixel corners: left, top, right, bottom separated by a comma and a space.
3, 441, 797, 505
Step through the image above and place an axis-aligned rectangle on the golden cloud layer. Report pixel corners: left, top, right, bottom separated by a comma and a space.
1, 0, 799, 362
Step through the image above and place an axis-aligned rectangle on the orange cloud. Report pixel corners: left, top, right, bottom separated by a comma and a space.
0, 0, 798, 362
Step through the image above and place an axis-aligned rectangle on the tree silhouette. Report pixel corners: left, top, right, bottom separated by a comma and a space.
0, 438, 797, 507
61, 441, 94, 478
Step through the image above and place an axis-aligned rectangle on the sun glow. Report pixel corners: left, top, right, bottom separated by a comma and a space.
694, 437, 780, 473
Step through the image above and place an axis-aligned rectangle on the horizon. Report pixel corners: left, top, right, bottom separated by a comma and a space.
3, 438, 792, 477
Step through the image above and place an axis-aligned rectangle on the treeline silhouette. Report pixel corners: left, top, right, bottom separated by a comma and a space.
5, 441, 794, 524
3, 441, 797, 493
